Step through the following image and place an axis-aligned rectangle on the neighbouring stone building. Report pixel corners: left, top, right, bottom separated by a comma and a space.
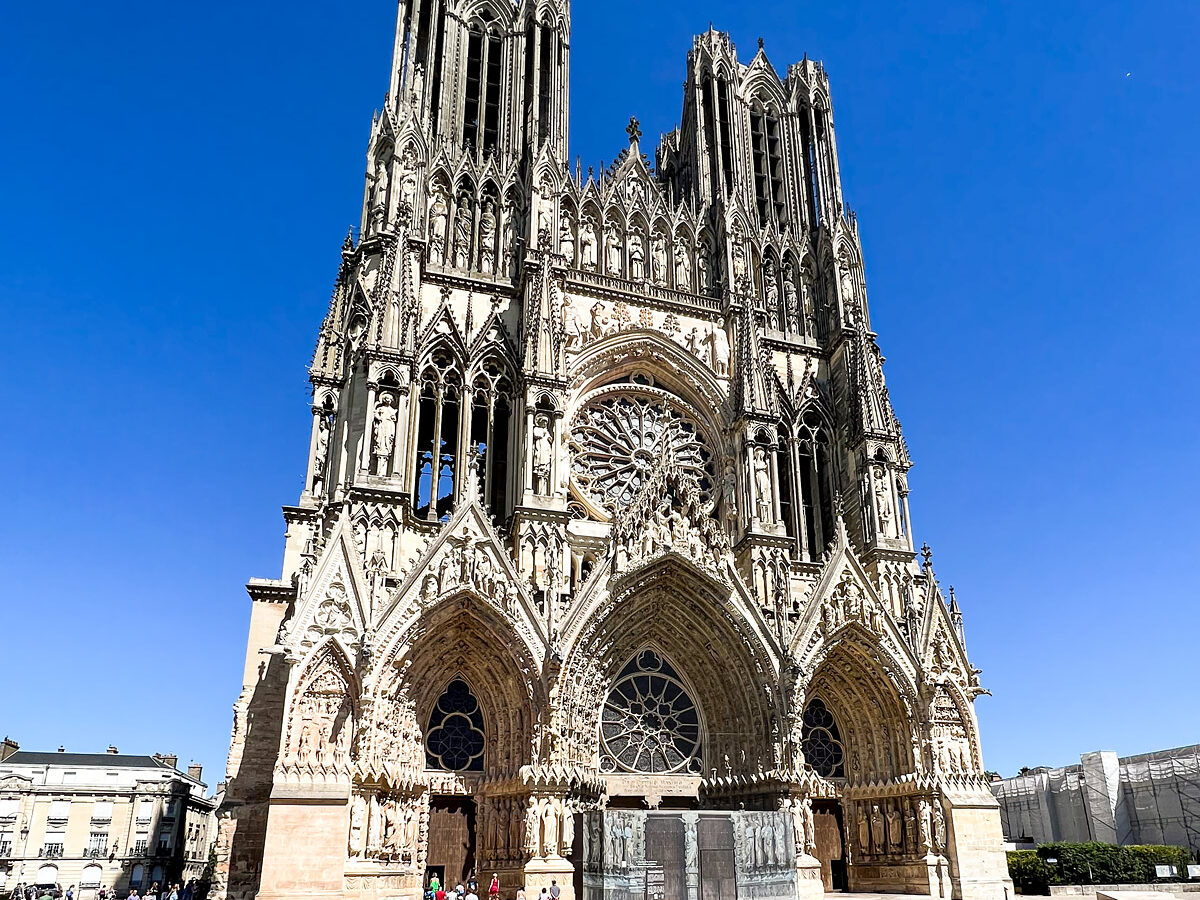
0, 742, 217, 897
213, 1, 1012, 898
992, 745, 1200, 857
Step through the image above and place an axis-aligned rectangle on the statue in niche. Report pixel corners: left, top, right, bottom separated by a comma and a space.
501, 198, 517, 275
383, 798, 402, 855
349, 794, 366, 856
856, 806, 870, 855
905, 800, 919, 855
580, 218, 597, 269
730, 231, 749, 289
311, 414, 330, 494
674, 244, 691, 288
873, 464, 894, 536
800, 261, 816, 333
453, 195, 473, 268
782, 262, 800, 332
886, 802, 902, 853
372, 393, 398, 475
840, 259, 859, 325
399, 159, 417, 213
764, 258, 779, 312
696, 242, 710, 289
651, 234, 667, 284
532, 414, 553, 494
605, 227, 621, 274
478, 201, 497, 274
563, 296, 584, 350
753, 446, 773, 521
559, 217, 575, 260
429, 190, 449, 263
703, 321, 730, 377
628, 232, 646, 280
870, 804, 885, 855
369, 156, 390, 232
722, 461, 738, 532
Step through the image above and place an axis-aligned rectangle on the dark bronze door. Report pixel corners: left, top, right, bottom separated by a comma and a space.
426, 796, 476, 887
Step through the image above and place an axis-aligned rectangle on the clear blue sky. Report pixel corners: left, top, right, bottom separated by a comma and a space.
1, 0, 1196, 788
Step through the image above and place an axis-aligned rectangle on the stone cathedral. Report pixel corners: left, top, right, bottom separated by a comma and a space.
213, 1, 1012, 899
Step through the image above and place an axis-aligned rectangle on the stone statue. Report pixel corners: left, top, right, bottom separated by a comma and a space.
753, 446, 772, 521
372, 393, 397, 474
501, 199, 516, 275
730, 232, 748, 288
764, 259, 779, 312
870, 804, 884, 855
782, 263, 800, 332
453, 195, 472, 268
348, 794, 366, 856
532, 414, 552, 495
605, 227, 621, 275
429, 190, 449, 263
588, 302, 611, 340
651, 234, 667, 284
856, 806, 870, 855
684, 326, 702, 356
873, 465, 894, 536
478, 201, 497, 274
628, 232, 646, 280
886, 803, 902, 853
696, 243, 710, 289
704, 322, 730, 377
580, 219, 597, 269
311, 414, 330, 493
369, 156, 390, 231
674, 244, 691, 289
559, 218, 575, 260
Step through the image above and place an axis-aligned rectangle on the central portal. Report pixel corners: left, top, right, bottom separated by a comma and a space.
426, 796, 477, 888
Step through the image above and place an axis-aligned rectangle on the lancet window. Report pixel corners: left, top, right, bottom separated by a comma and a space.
425, 679, 485, 772
469, 356, 513, 518
600, 650, 702, 775
801, 697, 844, 778
413, 349, 462, 521
462, 15, 503, 158
796, 411, 835, 560
750, 100, 786, 226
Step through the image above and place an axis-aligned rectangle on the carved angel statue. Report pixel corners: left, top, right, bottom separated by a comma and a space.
628, 233, 646, 280
674, 244, 691, 289
651, 234, 667, 284
605, 228, 621, 275
428, 190, 449, 262
580, 219, 597, 269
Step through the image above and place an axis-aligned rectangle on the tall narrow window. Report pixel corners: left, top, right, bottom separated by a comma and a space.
751, 109, 769, 225
462, 27, 484, 152
717, 78, 734, 191
801, 114, 819, 227
483, 32, 502, 156
537, 25, 552, 144
413, 350, 462, 521
470, 358, 513, 519
765, 113, 786, 224
797, 412, 833, 560
777, 443, 797, 548
429, 12, 446, 135
522, 24, 535, 155
701, 78, 718, 194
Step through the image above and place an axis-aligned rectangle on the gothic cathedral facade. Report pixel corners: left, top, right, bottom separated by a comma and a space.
214, 2, 1011, 899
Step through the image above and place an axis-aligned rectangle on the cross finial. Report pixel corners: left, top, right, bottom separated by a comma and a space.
626, 116, 641, 146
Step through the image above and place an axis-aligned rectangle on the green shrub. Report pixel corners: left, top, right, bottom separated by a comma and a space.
1007, 850, 1053, 894
1030, 842, 1190, 885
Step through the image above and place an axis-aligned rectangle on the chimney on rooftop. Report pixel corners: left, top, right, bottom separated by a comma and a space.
107, 746, 119, 754
58, 746, 65, 753
187, 764, 203, 782
0, 738, 18, 761
156, 753, 179, 770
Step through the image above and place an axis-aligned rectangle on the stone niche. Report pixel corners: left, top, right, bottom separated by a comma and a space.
580, 809, 799, 900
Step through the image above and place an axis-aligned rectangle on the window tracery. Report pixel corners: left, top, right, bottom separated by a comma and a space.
469, 356, 513, 517
425, 679, 485, 772
569, 388, 715, 520
600, 650, 702, 775
414, 349, 462, 520
801, 697, 844, 778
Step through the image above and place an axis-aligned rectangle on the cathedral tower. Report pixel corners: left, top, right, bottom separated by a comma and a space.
214, 6, 1011, 900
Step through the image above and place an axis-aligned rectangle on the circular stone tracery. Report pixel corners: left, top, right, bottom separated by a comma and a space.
569, 387, 715, 520
600, 650, 702, 774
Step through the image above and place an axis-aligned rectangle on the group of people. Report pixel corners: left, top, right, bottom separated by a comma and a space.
8, 880, 199, 900
424, 874, 563, 900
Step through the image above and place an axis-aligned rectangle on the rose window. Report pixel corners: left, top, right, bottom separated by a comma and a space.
425, 679, 485, 772
600, 650, 702, 774
569, 388, 715, 519
801, 697, 845, 778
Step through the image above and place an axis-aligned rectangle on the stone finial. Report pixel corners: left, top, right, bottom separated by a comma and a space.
920, 542, 933, 570
626, 116, 642, 147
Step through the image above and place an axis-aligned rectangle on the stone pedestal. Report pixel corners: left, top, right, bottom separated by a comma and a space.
257, 784, 351, 900
944, 795, 1014, 900
794, 854, 824, 900
523, 857, 576, 900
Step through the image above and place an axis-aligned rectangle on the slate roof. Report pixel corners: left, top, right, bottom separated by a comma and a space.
2, 751, 170, 769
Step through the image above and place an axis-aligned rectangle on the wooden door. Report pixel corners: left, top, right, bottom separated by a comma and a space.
697, 816, 737, 900
426, 796, 476, 888
812, 801, 846, 891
